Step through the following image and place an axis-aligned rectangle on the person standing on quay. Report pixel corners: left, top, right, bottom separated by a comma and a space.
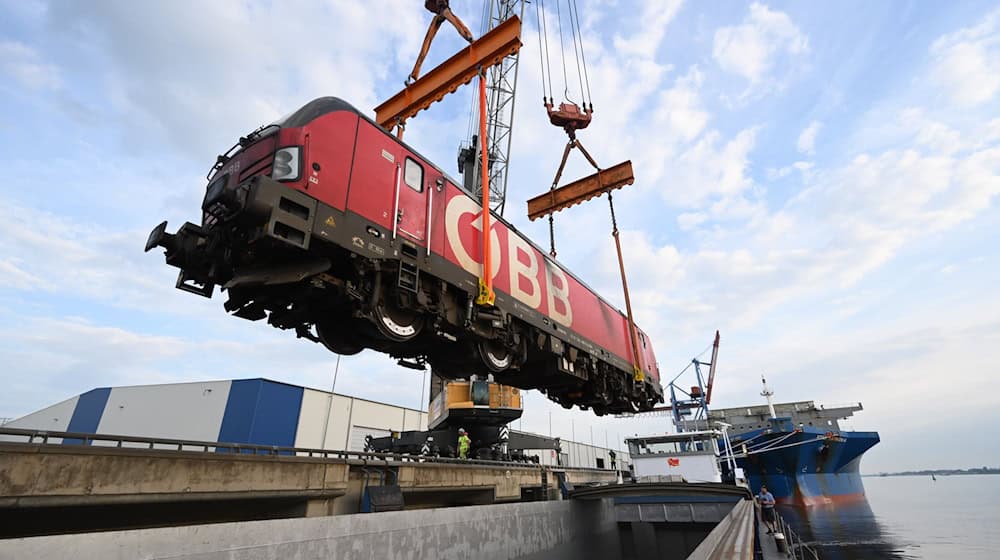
458, 428, 471, 460
757, 485, 778, 534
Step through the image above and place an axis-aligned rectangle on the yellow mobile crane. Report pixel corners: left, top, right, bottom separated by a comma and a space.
368, 1, 564, 461
368, 0, 640, 459
366, 374, 563, 461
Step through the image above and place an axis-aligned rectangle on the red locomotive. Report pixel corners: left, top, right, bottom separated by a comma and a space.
146, 97, 662, 414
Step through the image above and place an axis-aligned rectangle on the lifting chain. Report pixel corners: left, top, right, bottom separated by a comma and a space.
608, 191, 618, 235
549, 214, 557, 257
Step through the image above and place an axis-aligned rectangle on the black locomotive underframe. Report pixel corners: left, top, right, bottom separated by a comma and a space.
152, 176, 662, 414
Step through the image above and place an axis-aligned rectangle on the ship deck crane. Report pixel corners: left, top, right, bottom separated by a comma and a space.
616, 331, 722, 426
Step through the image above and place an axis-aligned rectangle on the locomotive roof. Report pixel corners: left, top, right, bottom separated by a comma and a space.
283, 97, 655, 349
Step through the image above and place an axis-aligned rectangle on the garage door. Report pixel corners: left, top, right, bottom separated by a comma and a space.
349, 425, 392, 452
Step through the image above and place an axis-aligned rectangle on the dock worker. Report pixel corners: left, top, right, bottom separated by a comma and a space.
757, 485, 778, 534
458, 428, 471, 460
609, 449, 617, 470
408, 0, 475, 84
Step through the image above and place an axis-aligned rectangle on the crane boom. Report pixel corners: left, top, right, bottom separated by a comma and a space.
706, 330, 720, 404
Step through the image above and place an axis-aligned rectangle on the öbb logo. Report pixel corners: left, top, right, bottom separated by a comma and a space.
444, 194, 573, 327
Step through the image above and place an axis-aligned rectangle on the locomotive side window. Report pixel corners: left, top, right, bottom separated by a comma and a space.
404, 158, 424, 192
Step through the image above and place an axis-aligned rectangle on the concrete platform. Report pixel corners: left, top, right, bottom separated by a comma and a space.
0, 430, 616, 537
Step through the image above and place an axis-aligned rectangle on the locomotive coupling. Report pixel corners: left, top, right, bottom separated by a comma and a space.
146, 176, 322, 300
145, 220, 217, 298
145, 221, 173, 254
144, 220, 210, 272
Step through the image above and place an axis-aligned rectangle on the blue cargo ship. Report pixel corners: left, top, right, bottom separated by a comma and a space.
664, 333, 881, 506
707, 395, 880, 505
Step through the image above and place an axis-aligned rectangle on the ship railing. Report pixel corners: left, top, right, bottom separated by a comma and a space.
774, 509, 820, 560
818, 402, 862, 411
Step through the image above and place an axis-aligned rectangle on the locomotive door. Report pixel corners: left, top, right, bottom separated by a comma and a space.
393, 154, 428, 245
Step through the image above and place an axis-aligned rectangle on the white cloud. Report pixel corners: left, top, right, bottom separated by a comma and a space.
44, 1, 426, 158
654, 66, 709, 143
898, 108, 963, 155
767, 161, 814, 180
0, 40, 61, 91
0, 201, 179, 313
930, 8, 1000, 106
612, 0, 684, 58
0, 259, 49, 290
0, 314, 432, 418
590, 96, 1000, 349
677, 212, 708, 230
670, 127, 759, 208
796, 120, 822, 155
712, 3, 808, 85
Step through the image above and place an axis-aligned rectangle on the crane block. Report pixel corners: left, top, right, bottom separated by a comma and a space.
375, 15, 522, 131
526, 160, 635, 221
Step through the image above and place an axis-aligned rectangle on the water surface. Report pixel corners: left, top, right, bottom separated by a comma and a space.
777, 474, 1000, 559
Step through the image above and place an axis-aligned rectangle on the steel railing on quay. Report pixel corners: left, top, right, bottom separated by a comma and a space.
0, 427, 611, 472
772, 507, 820, 560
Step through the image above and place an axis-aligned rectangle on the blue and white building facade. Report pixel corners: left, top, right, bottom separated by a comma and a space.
4, 378, 426, 452
3, 378, 630, 469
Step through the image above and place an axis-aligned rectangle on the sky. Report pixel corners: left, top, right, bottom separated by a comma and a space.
1, 0, 998, 474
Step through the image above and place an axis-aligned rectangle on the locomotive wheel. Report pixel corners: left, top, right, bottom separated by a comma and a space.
373, 297, 424, 342
316, 321, 364, 356
478, 339, 513, 372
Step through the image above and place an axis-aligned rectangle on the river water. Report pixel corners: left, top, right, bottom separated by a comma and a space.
776, 474, 1000, 559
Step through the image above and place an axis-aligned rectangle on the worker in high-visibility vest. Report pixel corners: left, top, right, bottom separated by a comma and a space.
457, 428, 471, 460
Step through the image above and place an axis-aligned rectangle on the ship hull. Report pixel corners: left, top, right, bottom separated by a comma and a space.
731, 428, 879, 506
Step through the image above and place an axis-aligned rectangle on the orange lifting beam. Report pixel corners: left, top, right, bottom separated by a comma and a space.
526, 160, 635, 221
375, 15, 522, 134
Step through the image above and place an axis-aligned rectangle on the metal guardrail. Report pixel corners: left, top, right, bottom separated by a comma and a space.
0, 427, 615, 473
773, 509, 820, 560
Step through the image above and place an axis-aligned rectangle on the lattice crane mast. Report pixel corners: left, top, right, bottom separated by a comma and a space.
457, 0, 527, 216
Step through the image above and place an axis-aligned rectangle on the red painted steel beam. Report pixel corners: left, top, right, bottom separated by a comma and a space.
706, 330, 720, 405
375, 16, 522, 131
526, 160, 635, 221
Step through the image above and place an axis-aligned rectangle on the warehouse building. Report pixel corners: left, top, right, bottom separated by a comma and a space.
3, 378, 630, 469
